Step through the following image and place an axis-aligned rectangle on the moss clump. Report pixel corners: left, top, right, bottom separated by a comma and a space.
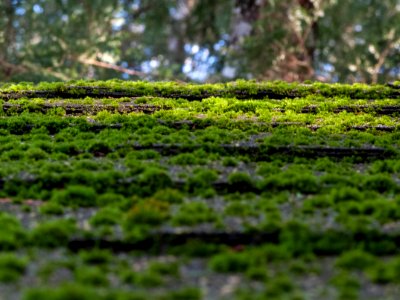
172, 202, 217, 226
264, 275, 296, 298
245, 266, 268, 281
366, 256, 400, 284
87, 141, 112, 156
335, 249, 377, 270
96, 192, 126, 207
79, 249, 112, 265
148, 261, 180, 278
137, 168, 173, 196
159, 287, 201, 300
224, 201, 257, 217
25, 147, 48, 160
54, 142, 81, 155
89, 207, 122, 227
74, 266, 109, 286
260, 171, 318, 194
302, 195, 333, 213
330, 187, 363, 203
133, 271, 164, 287
152, 188, 184, 204
30, 219, 76, 248
23, 284, 101, 300
279, 221, 312, 256
170, 153, 204, 165
187, 169, 218, 194
222, 156, 239, 167
39, 202, 64, 215
330, 271, 360, 300
227, 172, 255, 193
0, 212, 26, 250
51, 185, 97, 207
125, 199, 170, 227
362, 174, 398, 193
0, 253, 27, 283
209, 251, 252, 273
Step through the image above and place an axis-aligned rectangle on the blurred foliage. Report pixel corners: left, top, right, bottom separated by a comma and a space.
0, 0, 399, 83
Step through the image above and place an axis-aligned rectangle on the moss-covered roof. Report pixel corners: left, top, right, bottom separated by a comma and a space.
1, 80, 400, 299
1, 79, 400, 99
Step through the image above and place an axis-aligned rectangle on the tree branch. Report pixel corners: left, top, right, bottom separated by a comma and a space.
371, 39, 397, 83
0, 59, 71, 81
77, 57, 145, 77
0, 58, 27, 79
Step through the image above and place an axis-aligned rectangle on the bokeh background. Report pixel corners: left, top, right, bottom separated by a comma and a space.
0, 0, 399, 83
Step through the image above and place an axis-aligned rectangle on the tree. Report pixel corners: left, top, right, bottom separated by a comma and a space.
0, 0, 398, 83
317, 0, 400, 83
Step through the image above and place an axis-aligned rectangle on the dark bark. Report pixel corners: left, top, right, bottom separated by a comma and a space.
2, 86, 399, 100
1, 102, 163, 115
67, 230, 400, 254
0, 0, 17, 79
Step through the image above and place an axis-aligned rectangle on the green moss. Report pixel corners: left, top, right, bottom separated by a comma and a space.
260, 171, 318, 194
74, 266, 109, 286
25, 147, 48, 160
367, 263, 393, 284
0, 212, 26, 250
363, 174, 398, 193
159, 287, 201, 300
172, 202, 217, 226
137, 167, 173, 196
224, 201, 257, 217
30, 219, 76, 248
187, 169, 218, 194
302, 195, 333, 213
152, 188, 184, 204
148, 261, 180, 278
87, 141, 112, 155
79, 249, 112, 265
222, 156, 239, 167
335, 249, 377, 270
330, 187, 363, 203
89, 206, 122, 227
134, 271, 164, 287
170, 153, 204, 165
96, 192, 126, 207
2, 149, 25, 160
228, 172, 255, 193
256, 162, 281, 176
264, 275, 296, 298
280, 221, 312, 256
330, 271, 360, 300
0, 253, 27, 283
245, 266, 268, 281
132, 149, 161, 160
288, 259, 309, 275
125, 199, 170, 227
2, 80, 400, 296
209, 251, 252, 273
119, 269, 138, 284
23, 284, 101, 300
3, 80, 398, 100
39, 202, 64, 215
51, 185, 97, 207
